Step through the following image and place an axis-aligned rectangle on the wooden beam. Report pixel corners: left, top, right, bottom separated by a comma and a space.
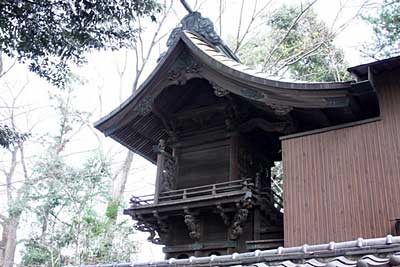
238, 118, 287, 133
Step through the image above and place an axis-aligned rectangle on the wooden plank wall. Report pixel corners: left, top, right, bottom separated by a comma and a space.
282, 69, 400, 246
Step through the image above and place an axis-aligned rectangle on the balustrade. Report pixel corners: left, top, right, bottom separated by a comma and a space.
129, 178, 260, 206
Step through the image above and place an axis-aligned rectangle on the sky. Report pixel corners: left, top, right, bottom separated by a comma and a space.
0, 0, 383, 263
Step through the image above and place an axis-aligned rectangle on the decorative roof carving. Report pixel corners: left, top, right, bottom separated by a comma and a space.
134, 95, 154, 116
167, 50, 202, 82
167, 12, 221, 47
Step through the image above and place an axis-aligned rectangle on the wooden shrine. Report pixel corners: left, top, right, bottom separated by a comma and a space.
94, 7, 391, 259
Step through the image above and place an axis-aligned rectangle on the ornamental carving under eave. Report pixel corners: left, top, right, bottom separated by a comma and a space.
239, 88, 264, 100
134, 95, 155, 116
266, 103, 293, 116
212, 82, 229, 97
167, 51, 202, 83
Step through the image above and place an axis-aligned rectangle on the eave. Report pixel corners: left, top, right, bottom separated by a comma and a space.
94, 31, 377, 164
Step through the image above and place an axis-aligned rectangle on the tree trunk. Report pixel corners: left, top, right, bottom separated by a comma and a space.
111, 151, 134, 202
2, 215, 20, 267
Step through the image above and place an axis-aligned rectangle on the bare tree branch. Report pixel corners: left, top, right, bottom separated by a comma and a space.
262, 0, 319, 69
234, 0, 274, 53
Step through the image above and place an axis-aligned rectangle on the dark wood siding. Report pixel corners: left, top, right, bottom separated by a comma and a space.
283, 69, 400, 246
177, 140, 230, 189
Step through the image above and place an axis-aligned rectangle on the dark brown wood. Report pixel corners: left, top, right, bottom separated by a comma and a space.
94, 31, 378, 164
229, 134, 239, 181
283, 69, 400, 246
154, 140, 166, 204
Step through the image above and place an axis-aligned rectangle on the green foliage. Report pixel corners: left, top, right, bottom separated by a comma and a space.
21, 151, 138, 266
0, 0, 160, 86
271, 161, 283, 208
105, 201, 120, 220
21, 241, 52, 267
18, 83, 139, 266
0, 124, 29, 148
362, 0, 400, 59
235, 4, 351, 82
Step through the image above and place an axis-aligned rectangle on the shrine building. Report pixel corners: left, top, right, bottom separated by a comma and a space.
94, 6, 400, 264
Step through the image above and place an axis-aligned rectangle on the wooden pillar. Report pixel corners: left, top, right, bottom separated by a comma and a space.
254, 209, 261, 241
229, 134, 239, 181
154, 139, 166, 204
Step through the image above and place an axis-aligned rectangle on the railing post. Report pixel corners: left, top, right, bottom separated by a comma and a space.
183, 189, 187, 199
154, 139, 166, 204
212, 184, 216, 195
241, 178, 249, 190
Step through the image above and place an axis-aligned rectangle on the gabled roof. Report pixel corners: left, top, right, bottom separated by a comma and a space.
94, 17, 377, 163
69, 235, 400, 267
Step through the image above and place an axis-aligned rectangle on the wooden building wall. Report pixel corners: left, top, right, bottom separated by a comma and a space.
282, 69, 400, 246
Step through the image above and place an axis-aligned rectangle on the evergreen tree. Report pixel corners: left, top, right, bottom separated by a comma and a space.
362, 0, 400, 59
0, 0, 160, 86
235, 4, 351, 82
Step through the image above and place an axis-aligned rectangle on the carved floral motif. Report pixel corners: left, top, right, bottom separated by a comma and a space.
167, 51, 202, 82
134, 95, 154, 116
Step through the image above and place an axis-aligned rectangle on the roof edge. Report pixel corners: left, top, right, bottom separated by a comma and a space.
67, 235, 400, 267
93, 32, 187, 133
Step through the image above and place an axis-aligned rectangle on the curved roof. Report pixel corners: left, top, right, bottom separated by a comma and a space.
94, 30, 376, 163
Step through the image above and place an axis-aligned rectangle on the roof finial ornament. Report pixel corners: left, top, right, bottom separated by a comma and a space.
180, 0, 193, 14
161, 1, 240, 62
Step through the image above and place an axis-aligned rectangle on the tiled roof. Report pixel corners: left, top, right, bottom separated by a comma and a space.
69, 236, 400, 267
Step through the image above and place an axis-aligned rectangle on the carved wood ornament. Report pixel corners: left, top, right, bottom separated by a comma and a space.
266, 103, 293, 116
134, 95, 155, 116
134, 215, 163, 245
216, 204, 230, 226
212, 82, 229, 97
155, 139, 177, 192
229, 196, 253, 240
167, 51, 202, 84
184, 208, 201, 241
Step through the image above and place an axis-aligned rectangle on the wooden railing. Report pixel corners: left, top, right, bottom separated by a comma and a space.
129, 177, 284, 211
129, 194, 155, 206
159, 178, 253, 201
129, 178, 253, 207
